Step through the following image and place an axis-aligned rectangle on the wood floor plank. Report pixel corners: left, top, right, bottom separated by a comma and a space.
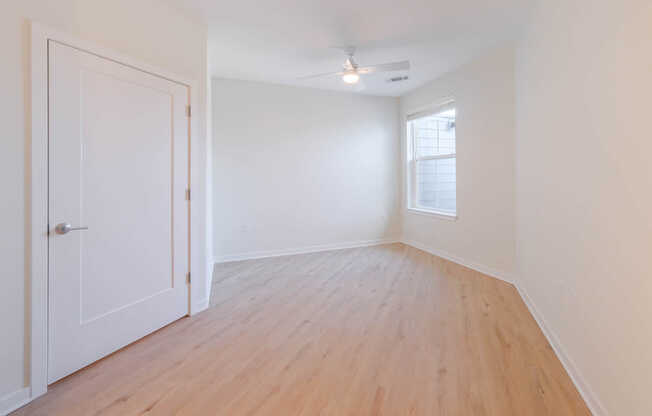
13, 243, 590, 415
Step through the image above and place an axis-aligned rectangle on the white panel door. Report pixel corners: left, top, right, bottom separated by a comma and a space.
48, 41, 189, 383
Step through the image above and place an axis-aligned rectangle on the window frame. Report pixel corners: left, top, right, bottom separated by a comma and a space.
406, 101, 458, 220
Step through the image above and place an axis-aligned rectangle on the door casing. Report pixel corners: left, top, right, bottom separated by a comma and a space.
30, 21, 204, 403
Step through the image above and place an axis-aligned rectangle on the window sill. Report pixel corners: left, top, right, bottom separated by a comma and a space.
406, 207, 458, 221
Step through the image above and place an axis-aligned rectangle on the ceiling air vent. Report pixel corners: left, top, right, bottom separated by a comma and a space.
387, 75, 409, 83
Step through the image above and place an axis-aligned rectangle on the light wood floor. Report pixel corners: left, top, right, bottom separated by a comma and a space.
15, 243, 590, 415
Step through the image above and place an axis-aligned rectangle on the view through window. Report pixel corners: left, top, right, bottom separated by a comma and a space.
408, 104, 456, 216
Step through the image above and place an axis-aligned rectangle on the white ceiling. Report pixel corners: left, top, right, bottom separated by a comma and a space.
166, 0, 534, 96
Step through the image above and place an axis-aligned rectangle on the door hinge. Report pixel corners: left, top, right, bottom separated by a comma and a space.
185, 105, 191, 118
185, 188, 190, 201
186, 272, 191, 284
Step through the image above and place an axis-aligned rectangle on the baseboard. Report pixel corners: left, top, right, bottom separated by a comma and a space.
0, 387, 30, 416
2, 299, 212, 415
191, 297, 209, 315
400, 239, 514, 284
401, 238, 604, 414
214, 237, 400, 263
515, 283, 607, 416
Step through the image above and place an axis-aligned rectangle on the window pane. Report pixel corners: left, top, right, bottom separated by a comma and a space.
416, 157, 456, 214
413, 109, 456, 158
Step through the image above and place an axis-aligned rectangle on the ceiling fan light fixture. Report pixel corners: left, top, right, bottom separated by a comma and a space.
342, 70, 360, 84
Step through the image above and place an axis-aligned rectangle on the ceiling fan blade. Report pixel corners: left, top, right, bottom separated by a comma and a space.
297, 71, 344, 80
357, 60, 410, 75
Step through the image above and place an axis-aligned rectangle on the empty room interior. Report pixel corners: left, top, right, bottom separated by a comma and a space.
2, 0, 652, 414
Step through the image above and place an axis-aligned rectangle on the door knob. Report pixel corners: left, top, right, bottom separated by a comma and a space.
54, 222, 89, 235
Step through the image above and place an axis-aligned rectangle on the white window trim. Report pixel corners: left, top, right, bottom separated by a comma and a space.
406, 207, 458, 221
406, 100, 457, 219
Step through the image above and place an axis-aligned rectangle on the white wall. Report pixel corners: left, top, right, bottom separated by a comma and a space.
399, 46, 516, 280
212, 79, 400, 260
0, 0, 208, 406
515, 0, 652, 414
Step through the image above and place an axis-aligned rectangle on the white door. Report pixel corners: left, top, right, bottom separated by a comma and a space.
48, 41, 190, 383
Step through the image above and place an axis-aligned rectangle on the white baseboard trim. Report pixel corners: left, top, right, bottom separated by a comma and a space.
214, 237, 400, 263
3, 298, 212, 415
0, 387, 30, 416
7, 238, 599, 416
400, 239, 514, 284
401, 238, 604, 414
191, 297, 209, 315
515, 283, 607, 416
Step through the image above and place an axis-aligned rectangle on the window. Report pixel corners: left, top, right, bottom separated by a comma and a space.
407, 103, 456, 217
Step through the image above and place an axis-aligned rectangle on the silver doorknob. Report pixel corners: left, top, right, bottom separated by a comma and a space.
54, 222, 89, 235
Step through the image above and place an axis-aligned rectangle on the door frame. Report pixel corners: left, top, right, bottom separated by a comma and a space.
30, 22, 202, 400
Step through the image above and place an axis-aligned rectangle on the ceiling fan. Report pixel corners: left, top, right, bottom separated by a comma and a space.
299, 47, 410, 85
